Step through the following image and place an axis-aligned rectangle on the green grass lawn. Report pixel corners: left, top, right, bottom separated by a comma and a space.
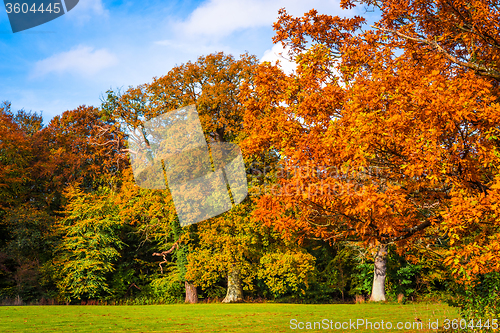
0, 302, 460, 332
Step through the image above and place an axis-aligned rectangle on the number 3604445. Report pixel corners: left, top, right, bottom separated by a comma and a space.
5, 2, 61, 14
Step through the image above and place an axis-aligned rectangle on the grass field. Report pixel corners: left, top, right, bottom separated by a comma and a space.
0, 302, 460, 332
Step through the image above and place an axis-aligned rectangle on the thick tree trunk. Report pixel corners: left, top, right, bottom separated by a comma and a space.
370, 244, 388, 302
222, 264, 243, 303
185, 281, 198, 304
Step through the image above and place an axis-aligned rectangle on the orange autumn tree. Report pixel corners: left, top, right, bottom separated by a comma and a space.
357, 0, 500, 287
241, 5, 500, 301
31, 105, 127, 211
0, 103, 33, 210
146, 51, 258, 143
145, 52, 262, 303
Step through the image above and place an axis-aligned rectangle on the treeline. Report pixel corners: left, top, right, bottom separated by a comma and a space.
0, 97, 449, 305
0, 97, 444, 307
0, 53, 445, 306
1, 1, 500, 329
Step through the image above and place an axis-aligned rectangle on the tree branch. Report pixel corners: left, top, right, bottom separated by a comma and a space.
152, 241, 179, 274
387, 218, 435, 244
371, 25, 500, 80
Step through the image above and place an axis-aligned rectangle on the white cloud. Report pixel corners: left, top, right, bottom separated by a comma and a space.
65, 0, 108, 24
153, 39, 228, 56
32, 45, 118, 78
260, 43, 297, 74
174, 0, 348, 40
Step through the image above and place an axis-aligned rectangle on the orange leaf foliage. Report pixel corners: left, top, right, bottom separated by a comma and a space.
241, 3, 500, 283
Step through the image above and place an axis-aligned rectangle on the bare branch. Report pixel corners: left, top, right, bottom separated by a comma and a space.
152, 241, 179, 274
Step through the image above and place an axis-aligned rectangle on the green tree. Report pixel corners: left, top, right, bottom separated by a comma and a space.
52, 185, 124, 302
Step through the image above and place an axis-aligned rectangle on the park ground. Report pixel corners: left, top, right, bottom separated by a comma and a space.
0, 302, 460, 332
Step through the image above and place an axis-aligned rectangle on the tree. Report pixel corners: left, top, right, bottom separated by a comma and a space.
0, 102, 33, 211
32, 105, 127, 211
241, 5, 500, 302
146, 52, 258, 143
109, 52, 260, 303
52, 185, 124, 303
185, 198, 316, 302
0, 204, 54, 302
359, 0, 500, 287
185, 200, 259, 303
0, 104, 43, 302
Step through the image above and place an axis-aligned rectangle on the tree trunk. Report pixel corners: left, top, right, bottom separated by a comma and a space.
185, 281, 198, 304
222, 264, 243, 303
370, 244, 388, 302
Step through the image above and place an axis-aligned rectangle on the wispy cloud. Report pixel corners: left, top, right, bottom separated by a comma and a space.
31, 45, 118, 78
173, 0, 347, 40
153, 39, 228, 56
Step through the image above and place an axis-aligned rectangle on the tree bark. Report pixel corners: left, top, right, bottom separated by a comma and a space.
185, 281, 198, 304
370, 244, 388, 302
222, 264, 244, 303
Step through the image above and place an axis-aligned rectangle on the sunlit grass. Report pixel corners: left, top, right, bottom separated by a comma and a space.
0, 302, 460, 332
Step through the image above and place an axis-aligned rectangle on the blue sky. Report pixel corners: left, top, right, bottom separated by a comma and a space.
1, 0, 361, 122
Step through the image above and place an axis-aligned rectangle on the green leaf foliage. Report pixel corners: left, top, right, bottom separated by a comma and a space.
52, 185, 124, 302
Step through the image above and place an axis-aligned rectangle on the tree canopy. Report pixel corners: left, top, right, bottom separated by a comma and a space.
241, 2, 500, 300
